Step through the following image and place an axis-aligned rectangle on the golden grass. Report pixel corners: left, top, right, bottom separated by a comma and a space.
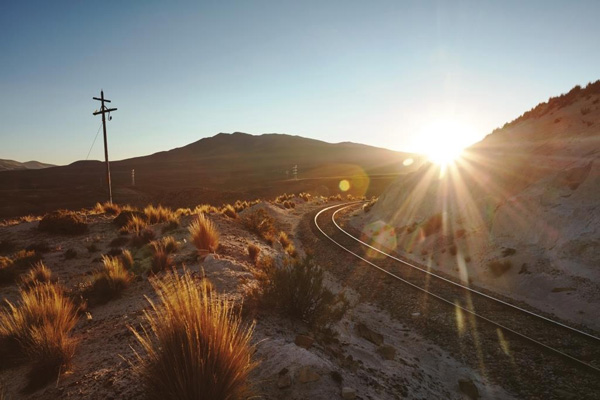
0, 215, 41, 227
121, 215, 148, 234
38, 210, 88, 235
149, 237, 178, 274
121, 250, 135, 270
188, 214, 219, 253
130, 269, 256, 400
144, 205, 178, 225
93, 201, 122, 215
221, 204, 238, 219
20, 261, 53, 289
285, 243, 298, 259
278, 231, 291, 248
90, 256, 133, 303
193, 204, 220, 215
242, 209, 276, 244
0, 282, 79, 382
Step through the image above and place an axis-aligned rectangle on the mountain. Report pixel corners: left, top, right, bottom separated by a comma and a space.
0, 159, 55, 171
0, 132, 420, 218
361, 80, 600, 328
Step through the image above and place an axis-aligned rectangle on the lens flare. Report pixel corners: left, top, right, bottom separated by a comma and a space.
339, 179, 350, 192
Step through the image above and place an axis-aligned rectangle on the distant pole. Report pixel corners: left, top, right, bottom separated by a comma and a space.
293, 164, 298, 180
131, 169, 135, 186
92, 90, 118, 203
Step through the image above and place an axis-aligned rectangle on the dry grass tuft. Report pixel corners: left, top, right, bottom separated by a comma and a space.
93, 201, 122, 215
89, 256, 133, 303
149, 237, 178, 274
20, 261, 53, 289
130, 269, 256, 400
193, 204, 220, 215
121, 250, 135, 270
0, 282, 79, 384
144, 205, 178, 225
221, 204, 238, 219
189, 214, 220, 254
38, 210, 88, 235
247, 244, 260, 264
0, 250, 41, 284
120, 215, 148, 234
242, 209, 276, 244
278, 231, 291, 248
252, 255, 347, 327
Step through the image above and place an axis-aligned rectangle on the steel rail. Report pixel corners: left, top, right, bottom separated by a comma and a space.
314, 202, 600, 374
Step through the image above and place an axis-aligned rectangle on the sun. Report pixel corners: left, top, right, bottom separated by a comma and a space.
416, 117, 479, 167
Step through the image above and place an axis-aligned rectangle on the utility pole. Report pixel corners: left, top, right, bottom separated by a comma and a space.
93, 90, 117, 203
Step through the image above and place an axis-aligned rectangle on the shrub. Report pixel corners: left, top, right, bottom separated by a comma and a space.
121, 215, 149, 234
114, 210, 146, 228
1, 250, 41, 284
242, 209, 276, 243
363, 198, 377, 213
94, 202, 122, 215
38, 211, 88, 235
149, 237, 178, 274
189, 214, 220, 254
488, 260, 512, 277
0, 256, 15, 284
247, 244, 260, 264
121, 250, 135, 270
20, 261, 53, 289
254, 255, 347, 327
144, 205, 178, 225
0, 282, 79, 384
89, 256, 133, 303
278, 231, 292, 248
130, 227, 156, 248
221, 204, 238, 219
285, 244, 298, 258
130, 269, 256, 400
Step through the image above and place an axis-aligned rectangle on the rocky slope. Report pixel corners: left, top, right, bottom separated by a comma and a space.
358, 81, 600, 329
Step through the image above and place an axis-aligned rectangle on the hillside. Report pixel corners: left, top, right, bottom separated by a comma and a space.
0, 133, 419, 218
0, 159, 55, 171
357, 81, 600, 329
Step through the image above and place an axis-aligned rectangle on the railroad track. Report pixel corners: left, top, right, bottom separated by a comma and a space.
314, 202, 600, 376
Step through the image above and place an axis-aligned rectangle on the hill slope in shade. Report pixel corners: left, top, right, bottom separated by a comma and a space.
0, 159, 55, 171
0, 132, 420, 217
359, 81, 600, 329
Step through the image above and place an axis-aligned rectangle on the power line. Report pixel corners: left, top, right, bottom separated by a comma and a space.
85, 121, 103, 160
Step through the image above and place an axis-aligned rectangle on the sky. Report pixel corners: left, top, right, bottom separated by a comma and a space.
1, 0, 599, 165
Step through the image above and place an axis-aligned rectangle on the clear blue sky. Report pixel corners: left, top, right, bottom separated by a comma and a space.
1, 0, 598, 165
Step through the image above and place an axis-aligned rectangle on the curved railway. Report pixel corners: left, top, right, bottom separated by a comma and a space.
314, 202, 600, 375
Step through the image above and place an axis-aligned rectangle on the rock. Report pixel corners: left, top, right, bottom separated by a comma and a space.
341, 387, 356, 399
294, 334, 314, 349
377, 344, 396, 360
297, 366, 320, 383
204, 254, 216, 262
458, 378, 479, 399
277, 373, 292, 389
356, 322, 384, 346
411, 312, 421, 317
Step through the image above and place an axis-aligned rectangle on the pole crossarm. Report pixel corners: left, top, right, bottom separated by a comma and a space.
93, 107, 118, 115
93, 97, 111, 102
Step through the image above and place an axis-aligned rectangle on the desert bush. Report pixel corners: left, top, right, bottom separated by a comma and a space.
298, 192, 311, 202
0, 282, 79, 384
189, 214, 219, 254
247, 244, 260, 264
121, 250, 135, 270
94, 201, 122, 215
363, 198, 378, 213
488, 260, 512, 277
242, 209, 276, 243
120, 215, 148, 234
114, 210, 146, 228
194, 204, 220, 215
423, 213, 443, 236
144, 205, 178, 225
278, 231, 291, 248
20, 261, 53, 290
1, 250, 41, 284
0, 257, 15, 284
254, 255, 347, 327
12, 250, 40, 268
149, 237, 178, 274
131, 228, 156, 248
285, 243, 298, 258
221, 204, 238, 219
130, 269, 256, 400
38, 210, 87, 235
175, 208, 193, 217
89, 255, 133, 303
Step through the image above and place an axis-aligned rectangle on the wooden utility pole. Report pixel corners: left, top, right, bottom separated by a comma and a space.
93, 90, 117, 203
